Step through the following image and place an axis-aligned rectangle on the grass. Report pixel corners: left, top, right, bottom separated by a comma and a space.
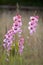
0, 9, 43, 65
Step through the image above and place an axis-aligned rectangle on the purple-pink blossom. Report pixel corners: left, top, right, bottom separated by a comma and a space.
3, 14, 23, 55
12, 14, 22, 34
28, 16, 39, 35
18, 37, 24, 55
3, 29, 14, 51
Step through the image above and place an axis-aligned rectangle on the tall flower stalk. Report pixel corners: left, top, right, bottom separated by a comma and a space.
28, 16, 39, 35
3, 14, 24, 62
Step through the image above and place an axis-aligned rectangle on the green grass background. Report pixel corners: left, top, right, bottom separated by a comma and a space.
0, 9, 43, 65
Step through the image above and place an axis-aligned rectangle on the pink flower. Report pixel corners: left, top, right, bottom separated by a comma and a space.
3, 14, 22, 56
19, 45, 24, 55
13, 16, 18, 22
18, 37, 24, 55
13, 14, 21, 22
28, 16, 39, 35
3, 29, 14, 51
18, 22, 22, 27
30, 16, 38, 21
12, 26, 20, 34
12, 14, 22, 34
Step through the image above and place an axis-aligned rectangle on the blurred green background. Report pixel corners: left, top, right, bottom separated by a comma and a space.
0, 9, 43, 65
0, 0, 43, 6
0, 0, 43, 65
